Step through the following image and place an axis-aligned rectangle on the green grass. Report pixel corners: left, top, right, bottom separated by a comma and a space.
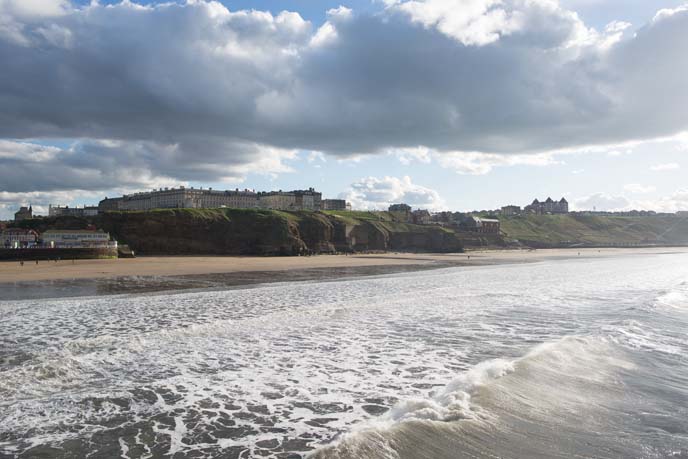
500, 214, 688, 245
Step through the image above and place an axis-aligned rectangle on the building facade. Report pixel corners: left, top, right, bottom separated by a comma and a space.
41, 229, 112, 248
389, 203, 412, 212
49, 205, 99, 217
259, 188, 322, 211
501, 205, 521, 216
322, 199, 348, 211
412, 209, 432, 225
1, 228, 39, 248
462, 216, 501, 234
98, 187, 323, 212
14, 206, 32, 221
524, 197, 568, 214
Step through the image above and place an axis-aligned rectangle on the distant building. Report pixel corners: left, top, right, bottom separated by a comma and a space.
1, 228, 39, 248
388, 203, 412, 212
322, 199, 348, 211
412, 209, 432, 225
49, 205, 99, 218
462, 216, 501, 234
524, 197, 568, 214
259, 188, 322, 211
14, 206, 32, 221
98, 197, 124, 212
98, 187, 323, 212
501, 205, 521, 216
41, 229, 113, 248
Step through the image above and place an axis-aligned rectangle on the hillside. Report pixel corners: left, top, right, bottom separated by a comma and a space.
7, 208, 465, 256
500, 214, 688, 247
10, 210, 687, 256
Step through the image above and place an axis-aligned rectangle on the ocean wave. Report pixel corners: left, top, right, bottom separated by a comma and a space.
655, 282, 688, 311
310, 335, 635, 459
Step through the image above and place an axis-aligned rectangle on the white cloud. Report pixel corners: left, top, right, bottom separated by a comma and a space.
435, 151, 559, 175
573, 192, 630, 211
653, 4, 688, 23
389, 0, 526, 46
623, 183, 656, 194
0, 0, 687, 196
0, 139, 298, 193
572, 188, 688, 213
650, 162, 680, 171
0, 190, 83, 220
341, 175, 445, 210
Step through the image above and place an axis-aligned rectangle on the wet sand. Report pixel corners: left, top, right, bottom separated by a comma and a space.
1, 248, 686, 300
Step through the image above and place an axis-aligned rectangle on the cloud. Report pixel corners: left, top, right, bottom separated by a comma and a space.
0, 139, 297, 193
435, 151, 559, 174
573, 188, 688, 213
0, 0, 687, 199
0, 1, 687, 154
623, 183, 656, 194
650, 162, 680, 171
0, 190, 84, 219
341, 175, 445, 210
573, 192, 630, 211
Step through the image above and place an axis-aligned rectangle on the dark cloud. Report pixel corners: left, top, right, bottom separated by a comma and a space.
0, 0, 687, 192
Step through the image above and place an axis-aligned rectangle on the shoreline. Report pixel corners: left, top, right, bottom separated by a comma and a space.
2, 248, 687, 301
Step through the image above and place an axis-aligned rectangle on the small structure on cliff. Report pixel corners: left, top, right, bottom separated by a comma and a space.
462, 216, 501, 234
14, 206, 33, 221
525, 197, 568, 214
501, 205, 521, 216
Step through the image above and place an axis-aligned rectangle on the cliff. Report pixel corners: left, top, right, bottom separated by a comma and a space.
91, 208, 466, 256
13, 210, 685, 256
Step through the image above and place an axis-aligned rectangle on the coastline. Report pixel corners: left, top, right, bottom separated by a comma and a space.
1, 247, 687, 300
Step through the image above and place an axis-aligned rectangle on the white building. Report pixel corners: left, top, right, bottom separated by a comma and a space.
1, 228, 39, 248
99, 187, 323, 212
41, 229, 113, 248
49, 205, 99, 217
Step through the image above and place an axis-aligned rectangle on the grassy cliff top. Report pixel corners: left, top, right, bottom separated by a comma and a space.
500, 214, 688, 245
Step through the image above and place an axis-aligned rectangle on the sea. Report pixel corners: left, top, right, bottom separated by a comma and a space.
1, 251, 688, 458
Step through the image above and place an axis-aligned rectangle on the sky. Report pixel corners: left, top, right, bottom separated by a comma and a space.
0, 0, 687, 219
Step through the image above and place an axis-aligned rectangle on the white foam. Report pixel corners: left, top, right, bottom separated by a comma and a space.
2, 252, 688, 457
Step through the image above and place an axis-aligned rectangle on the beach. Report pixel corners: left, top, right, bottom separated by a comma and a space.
1, 247, 687, 284
1, 247, 687, 301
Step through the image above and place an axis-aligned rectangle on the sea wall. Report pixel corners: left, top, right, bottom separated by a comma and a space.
0, 247, 117, 261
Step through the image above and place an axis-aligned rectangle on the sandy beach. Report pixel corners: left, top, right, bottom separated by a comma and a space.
1, 247, 687, 284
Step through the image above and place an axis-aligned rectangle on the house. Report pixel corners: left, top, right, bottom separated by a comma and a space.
14, 206, 33, 221
501, 205, 521, 216
322, 199, 348, 211
1, 228, 39, 248
49, 205, 99, 217
41, 229, 113, 248
462, 216, 500, 234
388, 203, 412, 212
412, 209, 432, 224
524, 197, 568, 214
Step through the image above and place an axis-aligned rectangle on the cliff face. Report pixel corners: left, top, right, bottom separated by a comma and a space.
13, 209, 687, 256
98, 209, 306, 255
92, 209, 465, 255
